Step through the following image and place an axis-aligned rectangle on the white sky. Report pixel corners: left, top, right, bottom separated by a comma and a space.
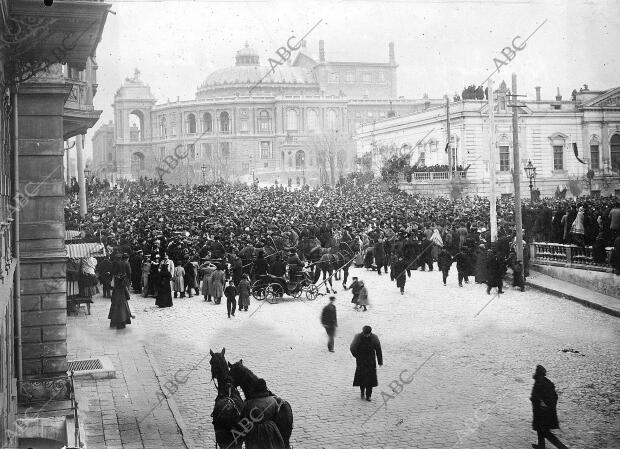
83, 0, 620, 159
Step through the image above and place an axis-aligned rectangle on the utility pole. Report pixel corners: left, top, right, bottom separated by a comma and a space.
446, 96, 452, 181
488, 79, 498, 242
510, 73, 524, 263
76, 134, 87, 217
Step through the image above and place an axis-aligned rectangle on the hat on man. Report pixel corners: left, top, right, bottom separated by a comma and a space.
362, 325, 372, 335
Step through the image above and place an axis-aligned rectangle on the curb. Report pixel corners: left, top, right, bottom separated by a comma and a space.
144, 346, 199, 449
510, 274, 620, 318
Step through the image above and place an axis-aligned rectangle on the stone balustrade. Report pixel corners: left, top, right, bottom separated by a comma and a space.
530, 242, 613, 271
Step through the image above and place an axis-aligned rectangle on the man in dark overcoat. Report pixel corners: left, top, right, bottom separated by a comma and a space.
320, 296, 337, 352
530, 365, 568, 449
485, 249, 505, 294
350, 326, 383, 402
391, 255, 408, 294
374, 238, 387, 275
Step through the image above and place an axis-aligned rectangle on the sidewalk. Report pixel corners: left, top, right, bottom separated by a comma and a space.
524, 269, 620, 318
67, 298, 196, 449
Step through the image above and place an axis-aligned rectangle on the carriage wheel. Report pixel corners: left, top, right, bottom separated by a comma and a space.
266, 284, 280, 304
291, 283, 303, 299
251, 280, 267, 301
305, 284, 319, 300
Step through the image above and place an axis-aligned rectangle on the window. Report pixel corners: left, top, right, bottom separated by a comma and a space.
203, 113, 213, 133
307, 109, 318, 131
159, 147, 165, 159
221, 142, 231, 159
419, 151, 426, 166
327, 109, 338, 130
553, 145, 564, 170
220, 112, 230, 133
363, 72, 372, 83
499, 145, 510, 171
258, 111, 271, 133
260, 141, 271, 159
188, 143, 196, 159
171, 120, 177, 136
242, 163, 250, 174
186, 113, 197, 134
287, 109, 298, 131
202, 143, 212, 159
329, 72, 339, 82
159, 116, 167, 137
612, 134, 620, 171
346, 71, 354, 82
378, 71, 385, 82
590, 144, 600, 170
240, 120, 248, 132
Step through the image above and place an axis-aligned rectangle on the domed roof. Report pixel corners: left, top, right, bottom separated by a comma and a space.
198, 43, 318, 91
201, 65, 316, 88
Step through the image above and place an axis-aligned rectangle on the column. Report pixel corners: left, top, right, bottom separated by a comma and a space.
18, 77, 70, 376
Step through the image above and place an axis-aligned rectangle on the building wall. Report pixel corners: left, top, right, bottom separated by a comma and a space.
355, 89, 620, 198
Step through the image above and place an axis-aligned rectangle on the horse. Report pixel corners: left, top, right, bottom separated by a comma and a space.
298, 236, 322, 279
228, 360, 293, 448
209, 348, 244, 449
313, 249, 338, 294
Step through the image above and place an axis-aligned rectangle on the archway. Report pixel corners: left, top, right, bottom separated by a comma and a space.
131, 152, 145, 177
295, 150, 305, 171
129, 110, 144, 141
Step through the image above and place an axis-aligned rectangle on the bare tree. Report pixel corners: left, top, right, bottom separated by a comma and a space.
306, 131, 350, 186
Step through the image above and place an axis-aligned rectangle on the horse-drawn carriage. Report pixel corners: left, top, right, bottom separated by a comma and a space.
250, 267, 318, 303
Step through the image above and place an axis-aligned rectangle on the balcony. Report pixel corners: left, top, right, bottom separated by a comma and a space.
405, 171, 467, 182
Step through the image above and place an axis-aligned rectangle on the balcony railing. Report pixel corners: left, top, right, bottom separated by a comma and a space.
531, 242, 613, 271
405, 171, 467, 181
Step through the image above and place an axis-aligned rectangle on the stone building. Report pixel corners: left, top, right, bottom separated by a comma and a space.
93, 41, 443, 185
355, 82, 620, 198
0, 1, 109, 447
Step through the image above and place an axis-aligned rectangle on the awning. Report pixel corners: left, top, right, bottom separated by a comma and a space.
65, 230, 82, 241
66, 243, 106, 259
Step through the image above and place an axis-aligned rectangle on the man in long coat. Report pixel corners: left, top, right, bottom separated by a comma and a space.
350, 326, 382, 401
530, 365, 568, 449
391, 255, 408, 294
374, 239, 386, 275
485, 249, 505, 294
321, 296, 337, 352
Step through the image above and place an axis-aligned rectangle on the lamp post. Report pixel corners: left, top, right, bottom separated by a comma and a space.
524, 160, 537, 202
201, 163, 207, 185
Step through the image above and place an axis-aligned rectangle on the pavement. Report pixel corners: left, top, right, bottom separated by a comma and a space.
67, 265, 620, 449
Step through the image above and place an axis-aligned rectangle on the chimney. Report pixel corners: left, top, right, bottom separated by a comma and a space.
555, 87, 562, 101
319, 40, 325, 62
389, 42, 395, 64
535, 86, 541, 101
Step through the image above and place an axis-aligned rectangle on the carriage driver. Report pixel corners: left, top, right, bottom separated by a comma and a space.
286, 248, 304, 281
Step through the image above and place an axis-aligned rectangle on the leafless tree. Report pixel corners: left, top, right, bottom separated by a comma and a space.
306, 131, 350, 186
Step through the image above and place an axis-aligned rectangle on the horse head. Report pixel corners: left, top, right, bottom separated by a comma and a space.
209, 348, 229, 382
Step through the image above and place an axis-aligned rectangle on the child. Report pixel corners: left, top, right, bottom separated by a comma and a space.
224, 280, 238, 318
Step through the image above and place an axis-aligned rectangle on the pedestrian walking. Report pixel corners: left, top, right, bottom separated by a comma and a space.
357, 280, 369, 312
98, 255, 113, 298
321, 296, 337, 352
350, 326, 382, 402
530, 365, 568, 449
211, 264, 226, 305
156, 264, 173, 308
224, 280, 237, 318
437, 247, 453, 286
453, 248, 470, 287
391, 255, 408, 294
486, 249, 505, 295
141, 256, 150, 298
108, 253, 133, 329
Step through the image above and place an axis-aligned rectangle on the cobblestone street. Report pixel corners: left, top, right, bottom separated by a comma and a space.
68, 266, 620, 449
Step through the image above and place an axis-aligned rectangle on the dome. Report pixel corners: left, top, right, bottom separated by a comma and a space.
197, 43, 319, 95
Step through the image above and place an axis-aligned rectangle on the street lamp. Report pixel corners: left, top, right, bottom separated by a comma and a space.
524, 160, 537, 202
201, 163, 207, 185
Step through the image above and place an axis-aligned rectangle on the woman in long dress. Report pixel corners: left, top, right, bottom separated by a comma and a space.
108, 254, 132, 329
156, 265, 173, 308
80, 256, 99, 298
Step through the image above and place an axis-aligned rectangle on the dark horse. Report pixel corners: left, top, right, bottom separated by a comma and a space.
229, 360, 293, 449
209, 348, 244, 449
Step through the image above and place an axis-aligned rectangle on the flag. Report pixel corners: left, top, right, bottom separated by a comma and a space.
572, 143, 586, 164
315, 198, 323, 207
445, 142, 450, 153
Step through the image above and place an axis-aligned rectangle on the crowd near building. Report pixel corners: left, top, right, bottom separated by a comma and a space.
92, 41, 444, 185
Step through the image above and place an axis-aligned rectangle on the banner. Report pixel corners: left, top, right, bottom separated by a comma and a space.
315, 198, 323, 207
572, 142, 586, 164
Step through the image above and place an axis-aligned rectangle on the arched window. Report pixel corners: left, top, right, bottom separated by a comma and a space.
287, 109, 298, 131
326, 109, 338, 131
159, 116, 167, 137
258, 110, 271, 133
186, 113, 197, 134
131, 152, 145, 176
295, 150, 306, 170
307, 109, 318, 131
611, 134, 620, 171
203, 112, 212, 133
220, 112, 230, 133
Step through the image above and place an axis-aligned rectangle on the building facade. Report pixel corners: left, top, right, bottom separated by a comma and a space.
1, 1, 109, 446
355, 82, 620, 198
94, 41, 443, 185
